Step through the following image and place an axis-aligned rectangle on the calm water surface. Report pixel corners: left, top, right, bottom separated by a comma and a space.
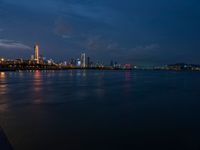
0, 70, 200, 150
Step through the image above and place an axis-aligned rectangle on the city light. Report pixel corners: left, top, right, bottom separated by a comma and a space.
1, 43, 199, 71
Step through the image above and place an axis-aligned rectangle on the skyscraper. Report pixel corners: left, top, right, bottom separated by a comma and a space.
81, 53, 86, 68
77, 58, 81, 67
87, 57, 90, 68
34, 44, 39, 64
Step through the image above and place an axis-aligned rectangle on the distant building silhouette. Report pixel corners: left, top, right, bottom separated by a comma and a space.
87, 57, 90, 68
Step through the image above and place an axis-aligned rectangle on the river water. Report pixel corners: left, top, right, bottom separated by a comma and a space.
0, 70, 200, 150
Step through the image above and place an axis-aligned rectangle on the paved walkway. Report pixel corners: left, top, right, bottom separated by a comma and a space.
0, 127, 13, 150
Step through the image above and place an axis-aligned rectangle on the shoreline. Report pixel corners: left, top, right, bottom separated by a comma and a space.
1, 68, 200, 73
0, 67, 132, 72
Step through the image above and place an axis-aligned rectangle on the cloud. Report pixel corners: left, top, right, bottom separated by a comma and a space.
85, 36, 161, 62
83, 35, 162, 64
85, 35, 116, 50
120, 44, 161, 64
66, 3, 116, 24
2, 0, 117, 25
0, 39, 31, 50
54, 18, 73, 39
131, 44, 160, 53
82, 34, 160, 57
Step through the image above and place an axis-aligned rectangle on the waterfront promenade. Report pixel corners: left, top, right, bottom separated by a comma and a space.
0, 127, 13, 150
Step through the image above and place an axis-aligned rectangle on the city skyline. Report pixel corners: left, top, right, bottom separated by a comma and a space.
0, 43, 133, 71
0, 0, 200, 65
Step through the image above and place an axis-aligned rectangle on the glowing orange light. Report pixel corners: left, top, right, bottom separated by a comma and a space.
0, 72, 5, 78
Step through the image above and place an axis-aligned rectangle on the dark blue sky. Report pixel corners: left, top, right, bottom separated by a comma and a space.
0, 0, 200, 65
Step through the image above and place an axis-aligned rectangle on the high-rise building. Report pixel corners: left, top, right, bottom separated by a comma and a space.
34, 44, 39, 64
110, 60, 114, 67
31, 55, 34, 60
80, 53, 86, 68
87, 57, 90, 68
77, 58, 81, 67
70, 58, 76, 66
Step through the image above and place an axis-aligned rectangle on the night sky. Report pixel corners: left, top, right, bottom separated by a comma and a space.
0, 0, 200, 65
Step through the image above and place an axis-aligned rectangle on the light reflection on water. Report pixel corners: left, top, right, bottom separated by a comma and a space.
0, 72, 7, 95
0, 72, 9, 112
33, 71, 43, 104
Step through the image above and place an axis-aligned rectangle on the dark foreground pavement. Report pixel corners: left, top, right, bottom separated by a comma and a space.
0, 127, 13, 150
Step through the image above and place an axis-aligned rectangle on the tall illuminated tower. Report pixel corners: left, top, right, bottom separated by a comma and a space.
34, 44, 39, 64
81, 53, 86, 68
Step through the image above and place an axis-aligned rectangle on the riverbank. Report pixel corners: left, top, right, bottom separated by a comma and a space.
0, 127, 13, 150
